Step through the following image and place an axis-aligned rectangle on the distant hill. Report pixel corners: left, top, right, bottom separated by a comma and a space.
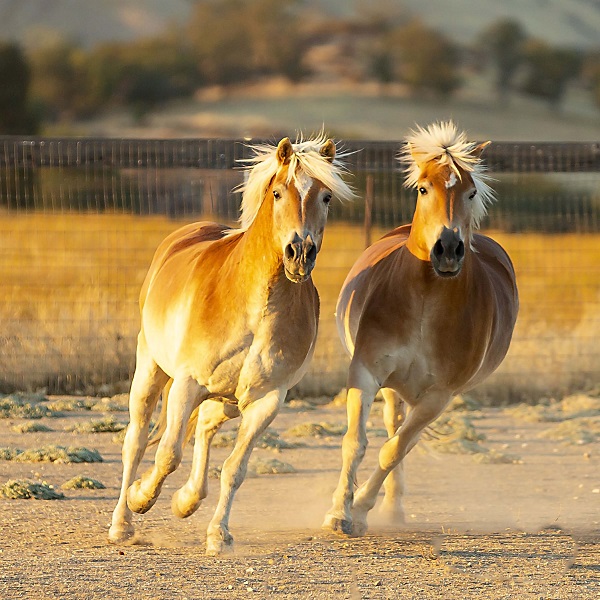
1, 0, 599, 49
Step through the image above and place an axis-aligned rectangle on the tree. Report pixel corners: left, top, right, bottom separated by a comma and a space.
387, 20, 461, 96
0, 42, 38, 134
187, 0, 307, 85
479, 18, 527, 105
582, 51, 600, 110
520, 40, 582, 109
28, 38, 87, 121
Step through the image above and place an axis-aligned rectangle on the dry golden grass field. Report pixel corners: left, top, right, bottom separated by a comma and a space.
1, 213, 599, 398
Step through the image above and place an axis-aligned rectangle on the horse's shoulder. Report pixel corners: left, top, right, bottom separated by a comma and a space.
472, 233, 516, 278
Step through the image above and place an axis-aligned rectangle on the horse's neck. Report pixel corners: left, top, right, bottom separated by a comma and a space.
231, 198, 286, 297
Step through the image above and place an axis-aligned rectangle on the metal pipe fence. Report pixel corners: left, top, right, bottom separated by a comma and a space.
1, 137, 599, 401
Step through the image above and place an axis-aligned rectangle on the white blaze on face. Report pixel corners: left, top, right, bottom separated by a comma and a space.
445, 172, 457, 189
295, 171, 314, 203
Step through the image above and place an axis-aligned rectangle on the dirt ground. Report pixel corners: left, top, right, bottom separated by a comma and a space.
0, 395, 599, 599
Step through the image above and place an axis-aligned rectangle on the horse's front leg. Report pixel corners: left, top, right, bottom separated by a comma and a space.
127, 377, 204, 514
205, 388, 284, 556
323, 361, 379, 535
351, 390, 450, 536
171, 399, 240, 519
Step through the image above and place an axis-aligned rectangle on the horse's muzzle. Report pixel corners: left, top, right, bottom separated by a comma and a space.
430, 227, 465, 278
283, 236, 317, 283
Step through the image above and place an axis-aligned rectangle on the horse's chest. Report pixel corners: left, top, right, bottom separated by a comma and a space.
205, 298, 318, 396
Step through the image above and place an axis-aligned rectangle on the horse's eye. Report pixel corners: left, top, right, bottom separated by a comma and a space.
273, 190, 281, 200
418, 187, 427, 195
469, 190, 477, 200
323, 193, 332, 204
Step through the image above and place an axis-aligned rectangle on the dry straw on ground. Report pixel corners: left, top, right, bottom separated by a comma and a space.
0, 479, 64, 500
0, 445, 103, 463
61, 476, 106, 490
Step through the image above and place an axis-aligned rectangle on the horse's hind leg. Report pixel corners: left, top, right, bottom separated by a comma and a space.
109, 334, 168, 543
379, 387, 406, 524
127, 376, 204, 514
206, 389, 284, 556
172, 400, 240, 519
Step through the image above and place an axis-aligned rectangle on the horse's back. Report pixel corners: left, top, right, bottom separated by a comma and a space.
140, 221, 234, 308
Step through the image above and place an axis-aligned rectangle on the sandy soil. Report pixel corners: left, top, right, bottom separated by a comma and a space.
0, 397, 599, 599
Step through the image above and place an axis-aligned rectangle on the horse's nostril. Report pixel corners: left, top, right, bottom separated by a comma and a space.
433, 239, 444, 259
456, 240, 465, 259
285, 244, 296, 261
306, 244, 317, 262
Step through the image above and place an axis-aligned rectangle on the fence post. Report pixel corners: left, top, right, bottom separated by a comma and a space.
364, 174, 373, 248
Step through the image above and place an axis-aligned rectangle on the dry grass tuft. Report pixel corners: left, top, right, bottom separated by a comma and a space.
45, 398, 95, 412
538, 416, 600, 445
249, 457, 296, 475
61, 476, 106, 490
91, 395, 129, 412
284, 422, 346, 437
0, 395, 55, 419
0, 445, 103, 463
212, 428, 300, 451
66, 416, 127, 434
0, 479, 64, 500
11, 421, 52, 433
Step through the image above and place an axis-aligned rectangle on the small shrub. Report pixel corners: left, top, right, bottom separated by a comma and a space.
0, 479, 64, 500
284, 422, 346, 437
46, 398, 94, 412
0, 395, 53, 419
11, 421, 52, 433
61, 476, 105, 490
66, 416, 127, 433
249, 457, 296, 475
0, 445, 103, 463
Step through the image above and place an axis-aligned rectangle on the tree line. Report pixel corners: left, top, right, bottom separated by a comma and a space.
1, 0, 600, 134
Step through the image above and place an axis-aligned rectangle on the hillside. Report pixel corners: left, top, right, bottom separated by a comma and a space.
1, 0, 599, 49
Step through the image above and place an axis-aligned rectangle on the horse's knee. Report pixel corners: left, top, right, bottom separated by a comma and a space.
155, 445, 183, 475
342, 429, 368, 460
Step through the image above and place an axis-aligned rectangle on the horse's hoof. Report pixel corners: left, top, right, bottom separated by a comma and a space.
127, 481, 156, 514
351, 519, 369, 537
108, 523, 135, 544
205, 530, 234, 556
322, 513, 353, 536
171, 488, 201, 519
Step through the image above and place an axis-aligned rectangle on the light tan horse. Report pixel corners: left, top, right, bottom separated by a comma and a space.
108, 134, 354, 555
323, 121, 519, 536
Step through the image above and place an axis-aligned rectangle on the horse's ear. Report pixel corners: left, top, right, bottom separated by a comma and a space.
473, 141, 491, 157
276, 137, 293, 165
407, 142, 426, 170
320, 139, 336, 163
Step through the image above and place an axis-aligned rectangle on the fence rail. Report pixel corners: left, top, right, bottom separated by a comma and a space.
1, 137, 599, 401
2, 137, 600, 171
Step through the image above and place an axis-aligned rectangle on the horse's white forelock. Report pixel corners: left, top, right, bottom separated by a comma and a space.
232, 132, 355, 232
400, 121, 495, 231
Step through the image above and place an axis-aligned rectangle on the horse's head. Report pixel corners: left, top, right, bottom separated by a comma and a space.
270, 137, 336, 283
403, 122, 494, 278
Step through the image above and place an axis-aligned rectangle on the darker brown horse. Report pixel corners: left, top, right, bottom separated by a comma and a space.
108, 134, 354, 555
324, 121, 519, 536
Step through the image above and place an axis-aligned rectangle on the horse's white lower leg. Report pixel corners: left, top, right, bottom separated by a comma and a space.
127, 377, 203, 514
109, 338, 168, 543
205, 389, 283, 556
352, 391, 450, 535
379, 388, 406, 523
172, 400, 240, 519
323, 364, 378, 535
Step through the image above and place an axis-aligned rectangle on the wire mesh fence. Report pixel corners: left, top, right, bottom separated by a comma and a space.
1, 137, 599, 401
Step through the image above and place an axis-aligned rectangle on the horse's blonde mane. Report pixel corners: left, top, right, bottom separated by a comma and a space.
401, 121, 495, 230
234, 133, 355, 231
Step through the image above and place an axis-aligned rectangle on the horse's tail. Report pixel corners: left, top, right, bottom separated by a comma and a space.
147, 379, 199, 447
